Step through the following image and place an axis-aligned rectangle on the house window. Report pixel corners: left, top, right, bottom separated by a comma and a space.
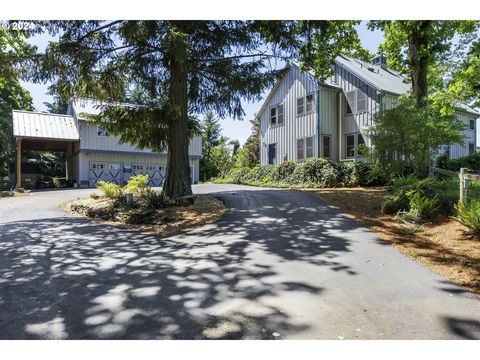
97, 127, 109, 137
346, 132, 366, 158
297, 93, 314, 117
270, 104, 284, 126
470, 119, 475, 130
345, 88, 368, 114
356, 88, 367, 113
297, 136, 314, 161
297, 138, 305, 162
346, 90, 355, 114
306, 137, 314, 158
469, 143, 475, 154
297, 97, 305, 116
306, 94, 314, 113
268, 143, 277, 165
322, 135, 331, 158
346, 134, 355, 158
357, 133, 365, 156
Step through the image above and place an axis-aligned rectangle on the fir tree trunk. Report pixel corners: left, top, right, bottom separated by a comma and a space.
162, 44, 192, 200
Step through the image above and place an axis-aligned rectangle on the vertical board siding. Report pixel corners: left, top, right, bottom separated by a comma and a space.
79, 120, 202, 156
334, 63, 380, 152
319, 88, 340, 161
77, 152, 199, 185
449, 111, 477, 159
259, 66, 318, 165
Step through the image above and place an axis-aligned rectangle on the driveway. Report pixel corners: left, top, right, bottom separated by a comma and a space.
0, 184, 479, 339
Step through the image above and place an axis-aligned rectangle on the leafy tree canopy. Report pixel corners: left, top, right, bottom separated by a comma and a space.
366, 94, 466, 179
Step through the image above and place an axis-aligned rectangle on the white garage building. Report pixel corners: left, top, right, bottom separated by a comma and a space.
12, 98, 202, 188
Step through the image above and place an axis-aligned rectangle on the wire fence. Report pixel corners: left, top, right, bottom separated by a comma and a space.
460, 168, 480, 204
432, 167, 480, 203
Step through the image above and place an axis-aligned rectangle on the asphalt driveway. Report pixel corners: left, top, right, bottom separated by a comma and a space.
0, 184, 479, 339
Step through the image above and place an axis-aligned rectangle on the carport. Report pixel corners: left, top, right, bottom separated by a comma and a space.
12, 110, 80, 189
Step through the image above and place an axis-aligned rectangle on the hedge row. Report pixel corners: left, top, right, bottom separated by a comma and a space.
216, 158, 386, 188
436, 152, 480, 172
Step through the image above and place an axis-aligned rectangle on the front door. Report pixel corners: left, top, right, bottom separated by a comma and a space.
268, 143, 277, 165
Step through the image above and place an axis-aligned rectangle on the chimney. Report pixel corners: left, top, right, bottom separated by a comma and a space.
371, 55, 387, 69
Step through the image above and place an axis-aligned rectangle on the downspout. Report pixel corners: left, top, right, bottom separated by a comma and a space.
317, 87, 321, 158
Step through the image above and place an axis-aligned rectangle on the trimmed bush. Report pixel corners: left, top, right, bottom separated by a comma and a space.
437, 151, 480, 172
455, 200, 480, 234
275, 161, 297, 181
216, 159, 387, 189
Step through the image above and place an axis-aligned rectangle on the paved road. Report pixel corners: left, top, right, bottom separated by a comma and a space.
0, 184, 479, 339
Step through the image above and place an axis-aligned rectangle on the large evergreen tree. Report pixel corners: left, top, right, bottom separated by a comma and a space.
35, 20, 365, 199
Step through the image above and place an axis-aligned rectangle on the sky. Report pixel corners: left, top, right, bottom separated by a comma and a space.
21, 21, 384, 145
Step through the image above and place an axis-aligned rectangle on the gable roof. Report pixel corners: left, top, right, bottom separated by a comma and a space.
12, 110, 80, 141
335, 55, 411, 96
255, 63, 341, 121
336, 55, 480, 116
69, 97, 138, 120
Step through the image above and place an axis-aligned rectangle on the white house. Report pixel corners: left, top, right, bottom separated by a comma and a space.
12, 98, 202, 188
257, 55, 479, 166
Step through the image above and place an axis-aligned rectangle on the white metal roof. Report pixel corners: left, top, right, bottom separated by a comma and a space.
70, 97, 138, 120
12, 110, 80, 141
335, 55, 411, 95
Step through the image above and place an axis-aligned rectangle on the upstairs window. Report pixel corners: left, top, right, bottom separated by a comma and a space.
470, 119, 476, 130
297, 93, 314, 117
97, 127, 109, 137
345, 90, 355, 114
270, 104, 284, 126
356, 88, 367, 112
306, 94, 314, 113
345, 88, 368, 114
297, 97, 305, 116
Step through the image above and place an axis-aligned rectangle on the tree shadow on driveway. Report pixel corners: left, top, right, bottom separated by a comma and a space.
0, 189, 364, 339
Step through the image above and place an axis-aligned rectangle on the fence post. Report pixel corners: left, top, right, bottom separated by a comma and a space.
459, 168, 469, 204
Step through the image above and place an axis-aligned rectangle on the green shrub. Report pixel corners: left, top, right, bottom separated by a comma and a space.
408, 191, 439, 220
275, 161, 297, 181
436, 151, 480, 172
142, 188, 166, 209
125, 174, 149, 194
52, 177, 61, 188
382, 193, 410, 214
97, 181, 123, 198
455, 200, 480, 234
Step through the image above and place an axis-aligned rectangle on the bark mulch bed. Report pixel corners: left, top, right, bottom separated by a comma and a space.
306, 187, 480, 297
65, 194, 227, 235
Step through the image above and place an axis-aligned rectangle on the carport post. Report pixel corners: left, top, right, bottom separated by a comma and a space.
16, 138, 22, 189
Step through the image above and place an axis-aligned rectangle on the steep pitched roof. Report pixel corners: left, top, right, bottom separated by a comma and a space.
336, 55, 480, 116
335, 55, 411, 95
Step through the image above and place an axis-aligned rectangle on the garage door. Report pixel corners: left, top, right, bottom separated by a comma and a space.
132, 163, 165, 187
89, 162, 123, 188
